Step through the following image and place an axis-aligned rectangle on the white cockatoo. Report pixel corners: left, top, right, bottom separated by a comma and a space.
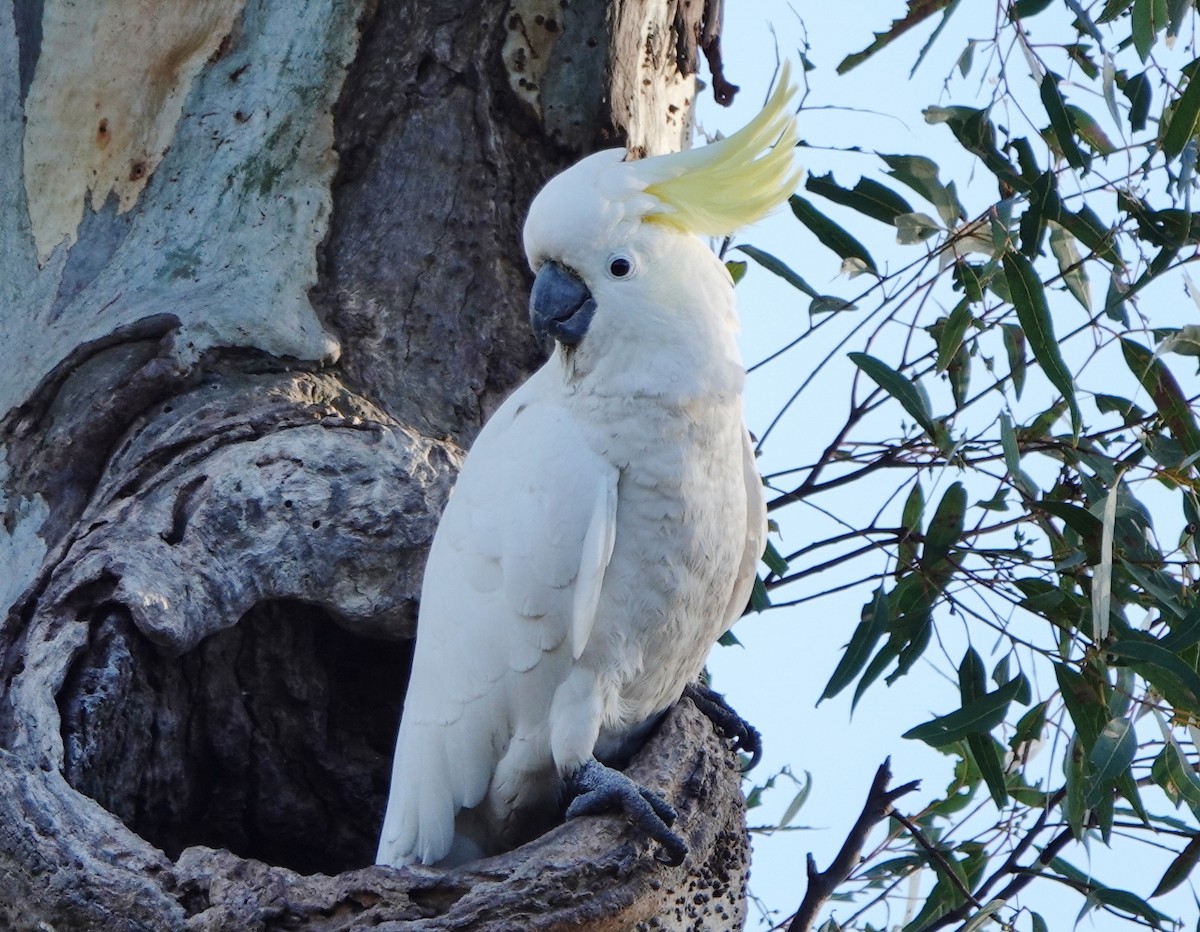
377, 67, 801, 868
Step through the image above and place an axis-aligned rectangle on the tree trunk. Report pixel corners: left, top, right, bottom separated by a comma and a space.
0, 1, 749, 928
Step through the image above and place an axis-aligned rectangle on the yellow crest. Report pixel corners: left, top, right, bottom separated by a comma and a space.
637, 63, 801, 236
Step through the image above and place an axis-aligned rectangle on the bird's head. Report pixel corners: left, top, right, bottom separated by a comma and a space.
522, 64, 801, 362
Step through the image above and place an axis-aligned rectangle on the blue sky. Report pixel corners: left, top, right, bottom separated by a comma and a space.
700, 3, 1200, 929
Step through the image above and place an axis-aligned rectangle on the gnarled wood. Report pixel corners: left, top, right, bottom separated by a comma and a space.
0, 0, 749, 927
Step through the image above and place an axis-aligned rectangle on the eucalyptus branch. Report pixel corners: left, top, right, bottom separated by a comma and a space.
785, 759, 920, 932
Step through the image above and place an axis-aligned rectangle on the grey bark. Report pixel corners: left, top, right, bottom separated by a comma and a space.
0, 0, 750, 928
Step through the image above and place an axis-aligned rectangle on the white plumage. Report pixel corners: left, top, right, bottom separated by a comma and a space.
377, 68, 800, 867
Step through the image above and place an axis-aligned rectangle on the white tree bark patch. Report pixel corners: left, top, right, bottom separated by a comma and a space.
23, 0, 248, 265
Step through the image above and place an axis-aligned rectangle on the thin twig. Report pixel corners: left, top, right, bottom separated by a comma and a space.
892, 809, 984, 910
786, 758, 920, 932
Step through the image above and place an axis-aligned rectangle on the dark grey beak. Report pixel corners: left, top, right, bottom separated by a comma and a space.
530, 260, 596, 348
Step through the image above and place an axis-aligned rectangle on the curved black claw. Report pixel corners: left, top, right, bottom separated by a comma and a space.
683, 682, 763, 771
565, 759, 688, 865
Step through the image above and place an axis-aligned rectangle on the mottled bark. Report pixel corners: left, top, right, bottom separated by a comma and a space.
0, 0, 748, 928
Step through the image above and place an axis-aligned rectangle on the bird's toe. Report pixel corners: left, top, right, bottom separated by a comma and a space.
565, 759, 687, 864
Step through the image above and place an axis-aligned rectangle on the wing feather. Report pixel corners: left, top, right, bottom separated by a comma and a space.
721, 430, 767, 633
377, 371, 618, 866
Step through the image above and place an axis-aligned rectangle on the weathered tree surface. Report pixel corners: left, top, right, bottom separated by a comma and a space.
0, 0, 750, 929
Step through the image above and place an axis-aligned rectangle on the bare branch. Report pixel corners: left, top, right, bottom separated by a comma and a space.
786, 759, 920, 932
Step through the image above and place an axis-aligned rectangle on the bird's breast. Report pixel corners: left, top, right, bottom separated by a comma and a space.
580, 396, 750, 726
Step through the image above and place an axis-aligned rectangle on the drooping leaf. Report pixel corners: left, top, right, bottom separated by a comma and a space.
1105, 271, 1130, 323
790, 195, 879, 273
762, 540, 789, 577
903, 674, 1029, 747
1010, 700, 1047, 751
956, 40, 975, 78
1152, 741, 1200, 815
1085, 716, 1136, 806
805, 173, 914, 225
1048, 222, 1091, 310
725, 260, 747, 285
1059, 203, 1122, 266
922, 482, 966, 571
1086, 884, 1173, 926
736, 245, 819, 297
895, 211, 944, 244
1121, 338, 1200, 459
1151, 834, 1200, 897
1066, 105, 1116, 155
1092, 478, 1119, 642
1019, 171, 1061, 257
1055, 663, 1108, 749
1064, 735, 1089, 837
1001, 323, 1026, 399
837, 0, 957, 73
1162, 58, 1200, 159
849, 352, 939, 440
820, 587, 889, 702
1110, 636, 1200, 708
748, 576, 769, 613
778, 772, 813, 828
1000, 412, 1021, 476
1132, 0, 1163, 61
936, 300, 973, 373
809, 295, 859, 314
881, 153, 966, 228
969, 732, 1009, 808
959, 647, 986, 704
1013, 0, 1055, 16
1003, 251, 1081, 435
1103, 53, 1120, 127
1040, 73, 1090, 171
926, 106, 1024, 189
898, 482, 925, 574
1124, 71, 1153, 132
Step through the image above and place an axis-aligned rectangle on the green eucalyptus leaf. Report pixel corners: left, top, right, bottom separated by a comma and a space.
1162, 58, 1200, 160
1121, 338, 1200, 459
849, 352, 939, 439
1132, 0, 1161, 61
1004, 251, 1081, 436
837, 0, 958, 73
1001, 323, 1026, 399
898, 482, 924, 574
1085, 716, 1136, 807
903, 674, 1029, 747
805, 172, 913, 224
790, 195, 878, 272
736, 245, 819, 297
1124, 71, 1153, 133
1110, 636, 1200, 707
1151, 834, 1200, 897
820, 587, 889, 702
937, 299, 973, 373
1049, 222, 1091, 310
1040, 72, 1090, 171
881, 153, 966, 228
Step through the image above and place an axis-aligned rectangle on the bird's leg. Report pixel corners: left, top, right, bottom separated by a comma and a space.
564, 759, 688, 865
682, 681, 762, 771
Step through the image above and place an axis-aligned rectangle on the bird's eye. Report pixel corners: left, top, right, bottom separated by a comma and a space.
608, 255, 633, 278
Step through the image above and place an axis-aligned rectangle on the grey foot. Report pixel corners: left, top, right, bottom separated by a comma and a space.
683, 682, 762, 771
565, 759, 687, 865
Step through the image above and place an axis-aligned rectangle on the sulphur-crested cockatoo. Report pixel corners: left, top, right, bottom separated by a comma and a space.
377, 67, 800, 868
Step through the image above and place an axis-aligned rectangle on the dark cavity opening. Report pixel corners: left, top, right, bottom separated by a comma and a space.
57, 600, 413, 875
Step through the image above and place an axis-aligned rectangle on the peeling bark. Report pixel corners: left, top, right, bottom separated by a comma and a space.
0, 0, 750, 928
